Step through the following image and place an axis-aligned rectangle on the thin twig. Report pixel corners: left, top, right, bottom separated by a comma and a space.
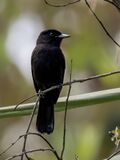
61, 60, 72, 159
28, 132, 60, 160
44, 0, 120, 47
21, 97, 40, 160
41, 70, 120, 96
21, 96, 60, 160
0, 135, 24, 157
70, 70, 120, 83
44, 0, 81, 7
1, 132, 60, 160
5, 148, 54, 160
14, 93, 37, 110
28, 132, 55, 149
106, 148, 120, 160
104, 0, 120, 11
85, 0, 120, 47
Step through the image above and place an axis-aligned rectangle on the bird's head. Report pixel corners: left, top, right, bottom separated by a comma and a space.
36, 29, 70, 47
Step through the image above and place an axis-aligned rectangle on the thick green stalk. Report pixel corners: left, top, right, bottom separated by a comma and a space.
0, 88, 120, 119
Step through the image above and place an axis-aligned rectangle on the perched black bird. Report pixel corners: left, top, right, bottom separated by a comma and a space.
31, 29, 70, 134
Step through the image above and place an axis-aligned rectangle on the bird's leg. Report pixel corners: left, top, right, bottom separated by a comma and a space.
38, 89, 45, 98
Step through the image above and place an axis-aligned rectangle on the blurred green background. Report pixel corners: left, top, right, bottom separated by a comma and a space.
0, 0, 120, 159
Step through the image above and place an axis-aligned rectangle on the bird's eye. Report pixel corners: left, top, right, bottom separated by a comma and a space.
49, 32, 54, 36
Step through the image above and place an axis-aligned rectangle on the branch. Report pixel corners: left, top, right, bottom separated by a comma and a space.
0, 135, 24, 157
30, 70, 120, 98
104, 0, 120, 11
28, 132, 60, 160
0, 70, 120, 118
21, 97, 39, 160
85, 0, 120, 47
44, 0, 81, 7
5, 148, 54, 160
35, 70, 120, 96
61, 60, 72, 159
0, 132, 60, 160
14, 93, 37, 110
0, 88, 120, 118
106, 149, 120, 160
44, 0, 120, 47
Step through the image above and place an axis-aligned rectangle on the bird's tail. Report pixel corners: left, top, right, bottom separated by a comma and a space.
36, 98, 54, 134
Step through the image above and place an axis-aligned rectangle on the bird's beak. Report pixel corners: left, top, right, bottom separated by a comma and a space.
58, 33, 70, 39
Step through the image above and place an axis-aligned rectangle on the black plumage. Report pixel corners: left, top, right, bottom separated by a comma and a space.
31, 29, 69, 134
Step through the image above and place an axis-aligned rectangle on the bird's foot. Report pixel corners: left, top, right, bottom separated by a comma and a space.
38, 90, 45, 98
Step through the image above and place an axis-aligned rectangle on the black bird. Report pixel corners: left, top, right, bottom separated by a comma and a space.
31, 29, 70, 134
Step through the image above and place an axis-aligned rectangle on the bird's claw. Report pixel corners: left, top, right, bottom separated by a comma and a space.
38, 90, 45, 98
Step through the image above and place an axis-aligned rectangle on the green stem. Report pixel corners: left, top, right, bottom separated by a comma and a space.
0, 88, 120, 119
